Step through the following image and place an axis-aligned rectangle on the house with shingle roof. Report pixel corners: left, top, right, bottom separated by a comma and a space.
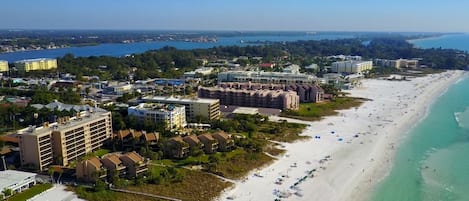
101, 154, 126, 177
119, 151, 148, 177
76, 157, 107, 182
212, 132, 235, 152
166, 136, 189, 158
197, 134, 219, 154
183, 135, 204, 154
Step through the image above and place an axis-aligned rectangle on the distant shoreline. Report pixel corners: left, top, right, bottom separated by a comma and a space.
406, 35, 447, 44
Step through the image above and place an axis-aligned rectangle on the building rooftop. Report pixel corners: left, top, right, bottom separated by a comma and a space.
0, 170, 36, 190
16, 110, 110, 137
121, 152, 144, 164
31, 101, 106, 112
14, 58, 56, 63
142, 96, 219, 104
130, 103, 184, 112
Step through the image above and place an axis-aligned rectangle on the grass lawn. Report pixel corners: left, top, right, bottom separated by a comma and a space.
8, 183, 53, 201
281, 97, 365, 121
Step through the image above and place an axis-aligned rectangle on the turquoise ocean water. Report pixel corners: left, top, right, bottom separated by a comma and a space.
371, 34, 469, 201
370, 73, 469, 201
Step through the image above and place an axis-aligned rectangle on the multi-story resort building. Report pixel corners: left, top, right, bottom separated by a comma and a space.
16, 110, 112, 171
331, 61, 373, 74
198, 86, 300, 110
128, 103, 187, 130
217, 82, 324, 103
0, 60, 8, 72
140, 96, 221, 121
374, 58, 419, 69
14, 58, 58, 72
217, 70, 318, 85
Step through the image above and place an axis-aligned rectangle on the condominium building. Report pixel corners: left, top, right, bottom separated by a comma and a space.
14, 58, 58, 72
218, 82, 324, 103
374, 59, 419, 69
331, 61, 373, 74
0, 60, 8, 72
17, 110, 112, 171
217, 70, 318, 85
198, 86, 299, 110
128, 103, 187, 130
140, 96, 221, 121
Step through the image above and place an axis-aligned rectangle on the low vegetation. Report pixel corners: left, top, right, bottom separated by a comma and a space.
281, 97, 365, 121
8, 183, 53, 201
126, 168, 232, 201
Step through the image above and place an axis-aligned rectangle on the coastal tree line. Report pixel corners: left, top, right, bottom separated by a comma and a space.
56, 38, 469, 81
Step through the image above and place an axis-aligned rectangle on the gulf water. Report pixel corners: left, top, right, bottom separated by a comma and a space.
370, 74, 469, 201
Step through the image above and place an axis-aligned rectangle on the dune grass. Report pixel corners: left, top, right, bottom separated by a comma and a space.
281, 97, 365, 121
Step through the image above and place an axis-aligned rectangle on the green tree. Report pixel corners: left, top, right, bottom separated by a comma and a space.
2, 188, 12, 197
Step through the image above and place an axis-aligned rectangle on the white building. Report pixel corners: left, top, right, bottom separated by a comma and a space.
183, 67, 214, 78
140, 96, 220, 121
327, 55, 362, 61
331, 61, 373, 74
282, 64, 301, 74
105, 83, 132, 95
0, 170, 37, 197
128, 103, 187, 130
305, 63, 319, 70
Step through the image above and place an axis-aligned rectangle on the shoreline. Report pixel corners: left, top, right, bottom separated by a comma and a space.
216, 70, 467, 201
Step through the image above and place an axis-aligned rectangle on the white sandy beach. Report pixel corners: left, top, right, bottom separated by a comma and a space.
216, 70, 467, 201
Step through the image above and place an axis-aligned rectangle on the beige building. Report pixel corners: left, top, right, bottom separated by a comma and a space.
0, 60, 8, 72
374, 58, 419, 69
198, 86, 300, 110
14, 58, 58, 72
331, 61, 373, 74
17, 110, 112, 171
141, 96, 220, 121
128, 103, 187, 130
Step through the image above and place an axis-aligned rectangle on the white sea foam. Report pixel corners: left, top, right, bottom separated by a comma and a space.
455, 107, 469, 129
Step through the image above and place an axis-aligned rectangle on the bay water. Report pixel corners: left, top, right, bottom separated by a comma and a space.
410, 33, 469, 52
0, 33, 352, 62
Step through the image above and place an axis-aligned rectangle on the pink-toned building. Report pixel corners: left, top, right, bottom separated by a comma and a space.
198, 86, 299, 110
217, 82, 324, 103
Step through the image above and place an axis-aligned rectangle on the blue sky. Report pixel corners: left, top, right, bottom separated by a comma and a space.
0, 0, 467, 32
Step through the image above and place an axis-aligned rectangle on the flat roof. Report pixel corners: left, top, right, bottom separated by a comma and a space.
232, 107, 259, 115
15, 58, 56, 63
0, 170, 36, 190
16, 111, 110, 137
143, 96, 219, 104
